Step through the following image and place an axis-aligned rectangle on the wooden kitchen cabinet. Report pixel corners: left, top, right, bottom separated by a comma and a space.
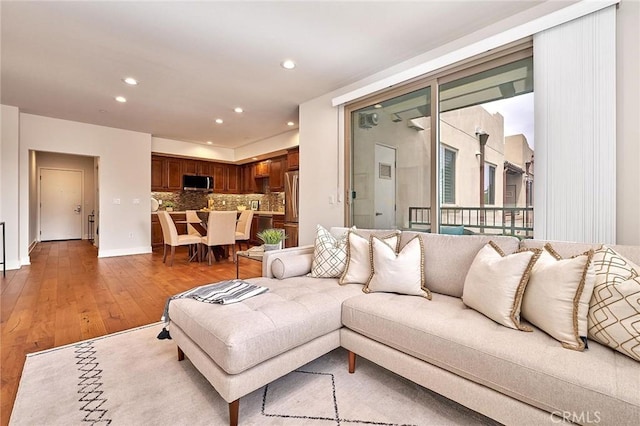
284, 223, 299, 248
166, 158, 182, 190
254, 161, 270, 178
151, 155, 183, 191
287, 148, 299, 170
242, 164, 261, 193
212, 163, 241, 194
151, 214, 163, 247
269, 157, 285, 191
226, 165, 241, 193
151, 156, 165, 191
182, 160, 198, 175
212, 163, 225, 192
249, 216, 260, 245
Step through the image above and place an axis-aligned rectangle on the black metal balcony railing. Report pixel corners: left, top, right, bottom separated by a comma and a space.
408, 206, 534, 237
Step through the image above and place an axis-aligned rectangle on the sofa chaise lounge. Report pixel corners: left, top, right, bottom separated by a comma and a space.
168, 229, 640, 426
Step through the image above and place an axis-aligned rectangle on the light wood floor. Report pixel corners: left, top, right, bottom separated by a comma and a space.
0, 240, 262, 426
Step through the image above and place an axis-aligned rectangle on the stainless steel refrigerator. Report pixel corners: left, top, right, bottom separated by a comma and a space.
284, 170, 299, 246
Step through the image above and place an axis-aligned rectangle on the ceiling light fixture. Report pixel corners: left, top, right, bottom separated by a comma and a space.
281, 60, 296, 70
234, 107, 243, 113
115, 96, 127, 103
374, 104, 382, 109
122, 77, 138, 85
287, 121, 295, 126
215, 118, 223, 124
206, 141, 213, 145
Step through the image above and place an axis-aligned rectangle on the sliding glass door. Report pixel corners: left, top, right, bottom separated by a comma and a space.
348, 85, 434, 231
346, 45, 534, 237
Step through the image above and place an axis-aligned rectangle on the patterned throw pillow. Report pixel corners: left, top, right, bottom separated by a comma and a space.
462, 242, 541, 331
364, 236, 430, 299
521, 244, 595, 351
310, 225, 348, 278
588, 246, 640, 362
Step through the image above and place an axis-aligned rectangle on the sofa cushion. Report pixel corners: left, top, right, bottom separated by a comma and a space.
342, 293, 640, 424
340, 230, 400, 285
588, 246, 640, 361
400, 232, 520, 298
169, 277, 363, 375
363, 236, 430, 299
462, 242, 540, 330
522, 244, 595, 350
272, 253, 313, 279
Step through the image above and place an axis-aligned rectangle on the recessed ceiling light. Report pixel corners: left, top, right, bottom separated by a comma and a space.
206, 141, 213, 145
122, 77, 138, 85
215, 118, 223, 124
281, 60, 296, 70
287, 121, 295, 126
374, 104, 382, 109
234, 107, 243, 113
99, 109, 108, 113
251, 157, 258, 161
115, 96, 127, 103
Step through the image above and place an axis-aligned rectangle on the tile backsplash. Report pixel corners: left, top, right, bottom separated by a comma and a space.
151, 191, 284, 212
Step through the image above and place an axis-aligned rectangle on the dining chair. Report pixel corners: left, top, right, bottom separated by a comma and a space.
201, 211, 237, 265
235, 210, 254, 251
185, 210, 202, 258
185, 210, 201, 236
157, 211, 201, 266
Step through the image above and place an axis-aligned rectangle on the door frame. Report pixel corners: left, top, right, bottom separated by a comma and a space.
373, 143, 397, 229
38, 167, 85, 242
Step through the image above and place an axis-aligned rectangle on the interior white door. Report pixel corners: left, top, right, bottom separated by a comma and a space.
40, 168, 83, 241
374, 144, 396, 229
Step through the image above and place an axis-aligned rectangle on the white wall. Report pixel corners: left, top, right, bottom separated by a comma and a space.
35, 151, 96, 240
152, 137, 235, 162
298, 96, 343, 245
0, 105, 20, 270
19, 114, 152, 261
299, 0, 640, 246
234, 130, 299, 162
616, 0, 640, 245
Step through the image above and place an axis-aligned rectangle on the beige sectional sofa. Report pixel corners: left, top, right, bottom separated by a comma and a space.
168, 229, 640, 426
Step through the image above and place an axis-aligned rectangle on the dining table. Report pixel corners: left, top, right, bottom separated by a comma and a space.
175, 211, 239, 262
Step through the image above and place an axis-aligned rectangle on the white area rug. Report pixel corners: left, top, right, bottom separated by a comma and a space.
11, 323, 498, 425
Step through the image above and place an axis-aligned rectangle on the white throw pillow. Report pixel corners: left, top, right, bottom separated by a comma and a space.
364, 236, 430, 299
462, 242, 540, 331
588, 246, 640, 361
521, 244, 595, 351
339, 230, 399, 285
310, 225, 348, 278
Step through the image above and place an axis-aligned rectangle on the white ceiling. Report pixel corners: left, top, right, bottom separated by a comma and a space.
2, 1, 558, 149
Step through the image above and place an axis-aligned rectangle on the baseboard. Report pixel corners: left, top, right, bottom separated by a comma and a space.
98, 246, 152, 258
28, 240, 38, 253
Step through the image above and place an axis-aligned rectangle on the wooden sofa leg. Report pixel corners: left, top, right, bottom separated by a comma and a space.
348, 351, 356, 373
229, 400, 239, 426
177, 346, 185, 361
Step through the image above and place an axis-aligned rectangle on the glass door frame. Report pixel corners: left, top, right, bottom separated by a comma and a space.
343, 41, 532, 232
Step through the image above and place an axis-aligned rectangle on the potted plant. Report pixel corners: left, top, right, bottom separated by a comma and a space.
164, 201, 175, 212
257, 228, 286, 251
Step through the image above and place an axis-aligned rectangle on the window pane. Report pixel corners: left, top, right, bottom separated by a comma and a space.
438, 57, 533, 237
351, 87, 432, 231
440, 147, 456, 204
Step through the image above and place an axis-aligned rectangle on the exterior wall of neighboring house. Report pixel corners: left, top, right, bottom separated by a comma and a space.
440, 106, 505, 209
504, 134, 534, 207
